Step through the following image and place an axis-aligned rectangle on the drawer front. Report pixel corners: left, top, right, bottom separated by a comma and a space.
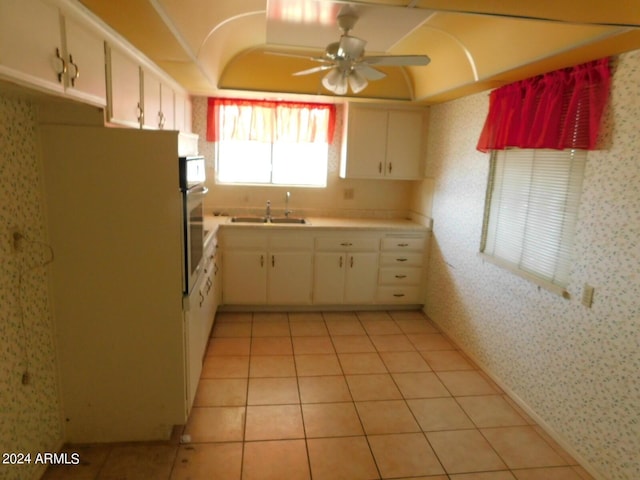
379, 252, 423, 267
378, 267, 422, 285
315, 237, 379, 251
270, 235, 314, 251
220, 233, 268, 249
381, 237, 425, 251
377, 286, 422, 304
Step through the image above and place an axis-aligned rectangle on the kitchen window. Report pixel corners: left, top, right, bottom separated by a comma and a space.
207, 98, 336, 187
480, 148, 586, 295
477, 58, 610, 295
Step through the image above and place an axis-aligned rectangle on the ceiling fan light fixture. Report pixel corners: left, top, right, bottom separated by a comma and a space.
322, 68, 348, 94
348, 69, 368, 94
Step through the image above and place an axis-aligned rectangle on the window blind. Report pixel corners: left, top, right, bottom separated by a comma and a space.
481, 148, 586, 290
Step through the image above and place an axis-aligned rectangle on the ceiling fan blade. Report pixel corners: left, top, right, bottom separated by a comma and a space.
264, 51, 330, 64
293, 65, 335, 76
354, 64, 386, 81
363, 55, 431, 67
338, 35, 366, 59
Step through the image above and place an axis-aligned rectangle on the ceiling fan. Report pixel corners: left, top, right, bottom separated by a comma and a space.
274, 8, 431, 95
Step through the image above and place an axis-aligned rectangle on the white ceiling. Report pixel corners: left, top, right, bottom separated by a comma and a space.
265, 0, 435, 52
78, 0, 640, 103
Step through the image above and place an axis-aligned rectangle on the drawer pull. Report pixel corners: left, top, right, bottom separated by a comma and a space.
393, 293, 405, 298
340, 242, 353, 247
396, 258, 408, 262
395, 274, 407, 279
397, 243, 409, 247
350, 256, 354, 268
260, 255, 264, 267
339, 256, 343, 268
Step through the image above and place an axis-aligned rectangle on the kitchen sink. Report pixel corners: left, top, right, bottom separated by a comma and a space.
230, 216, 268, 223
269, 217, 307, 224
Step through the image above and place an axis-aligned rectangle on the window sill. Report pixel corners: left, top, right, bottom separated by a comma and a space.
478, 253, 570, 300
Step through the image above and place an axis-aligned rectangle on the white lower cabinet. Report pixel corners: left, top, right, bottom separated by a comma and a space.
377, 234, 428, 304
313, 236, 380, 305
184, 233, 220, 414
221, 232, 313, 305
220, 227, 428, 308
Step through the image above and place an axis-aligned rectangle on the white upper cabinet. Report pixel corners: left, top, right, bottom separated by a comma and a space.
107, 47, 183, 131
340, 104, 425, 180
61, 12, 107, 105
0, 0, 106, 106
142, 67, 175, 130
106, 45, 142, 128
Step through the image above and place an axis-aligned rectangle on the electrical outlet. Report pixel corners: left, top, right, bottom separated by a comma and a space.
582, 283, 595, 308
344, 188, 354, 200
12, 231, 23, 252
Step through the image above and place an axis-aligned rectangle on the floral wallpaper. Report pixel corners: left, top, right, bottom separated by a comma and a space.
0, 92, 62, 480
421, 49, 640, 480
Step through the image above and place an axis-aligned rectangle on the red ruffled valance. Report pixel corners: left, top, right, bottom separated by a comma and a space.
477, 58, 611, 152
206, 97, 336, 144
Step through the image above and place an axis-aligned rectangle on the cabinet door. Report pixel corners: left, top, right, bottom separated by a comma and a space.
345, 252, 378, 304
142, 68, 162, 129
63, 15, 106, 106
313, 252, 345, 304
160, 83, 175, 130
268, 252, 313, 304
385, 110, 423, 179
0, 0, 64, 94
107, 46, 141, 128
222, 250, 267, 304
341, 107, 387, 178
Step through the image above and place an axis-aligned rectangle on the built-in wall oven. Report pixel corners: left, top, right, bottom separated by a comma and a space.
179, 156, 207, 294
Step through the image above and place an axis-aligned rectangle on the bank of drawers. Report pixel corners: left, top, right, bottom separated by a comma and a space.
377, 235, 426, 304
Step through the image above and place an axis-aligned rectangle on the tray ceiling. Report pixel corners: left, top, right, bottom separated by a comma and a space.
78, 0, 640, 104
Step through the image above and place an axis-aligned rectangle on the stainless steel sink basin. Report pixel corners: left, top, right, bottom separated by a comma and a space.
269, 217, 307, 224
230, 216, 267, 223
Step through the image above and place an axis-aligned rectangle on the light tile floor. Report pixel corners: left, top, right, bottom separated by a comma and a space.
43, 310, 595, 480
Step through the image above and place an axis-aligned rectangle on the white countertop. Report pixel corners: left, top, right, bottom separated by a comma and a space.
205, 215, 429, 240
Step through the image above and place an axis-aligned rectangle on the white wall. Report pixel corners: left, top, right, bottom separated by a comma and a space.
417, 50, 640, 480
191, 99, 417, 219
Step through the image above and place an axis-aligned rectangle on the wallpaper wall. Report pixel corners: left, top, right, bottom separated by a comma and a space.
191, 98, 415, 219
419, 50, 640, 480
0, 92, 62, 480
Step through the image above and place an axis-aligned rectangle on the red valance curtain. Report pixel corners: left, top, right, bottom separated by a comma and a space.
206, 97, 336, 144
477, 58, 611, 152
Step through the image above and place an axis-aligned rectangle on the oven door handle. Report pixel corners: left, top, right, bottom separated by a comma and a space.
188, 186, 209, 196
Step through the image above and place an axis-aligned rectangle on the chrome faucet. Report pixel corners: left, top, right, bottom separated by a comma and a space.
284, 191, 292, 217
265, 200, 271, 219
